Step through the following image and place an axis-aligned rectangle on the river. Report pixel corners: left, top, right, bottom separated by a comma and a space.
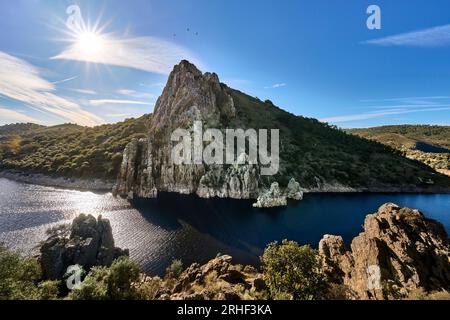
0, 177, 449, 275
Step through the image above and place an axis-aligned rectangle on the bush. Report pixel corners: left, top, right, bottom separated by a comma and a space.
405, 288, 450, 300
261, 240, 329, 300
0, 245, 60, 300
165, 259, 183, 279
70, 256, 140, 300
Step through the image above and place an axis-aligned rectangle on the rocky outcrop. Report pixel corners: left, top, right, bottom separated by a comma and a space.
286, 178, 303, 200
319, 203, 450, 299
137, 255, 267, 300
113, 61, 259, 201
252, 178, 303, 208
252, 182, 287, 208
113, 60, 302, 206
39, 214, 129, 279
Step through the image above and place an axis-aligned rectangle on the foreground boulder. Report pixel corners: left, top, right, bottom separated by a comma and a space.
39, 214, 129, 279
319, 203, 450, 299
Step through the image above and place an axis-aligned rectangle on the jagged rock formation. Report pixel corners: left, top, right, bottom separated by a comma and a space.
286, 178, 303, 200
113, 60, 297, 205
319, 203, 450, 299
137, 255, 267, 300
252, 178, 303, 208
252, 182, 287, 208
39, 214, 129, 279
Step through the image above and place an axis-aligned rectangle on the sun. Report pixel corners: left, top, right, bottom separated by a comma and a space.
75, 31, 105, 58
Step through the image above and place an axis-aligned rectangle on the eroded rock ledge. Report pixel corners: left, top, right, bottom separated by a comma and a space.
319, 203, 450, 299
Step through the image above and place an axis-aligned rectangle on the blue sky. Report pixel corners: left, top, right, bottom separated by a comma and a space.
1, 0, 450, 128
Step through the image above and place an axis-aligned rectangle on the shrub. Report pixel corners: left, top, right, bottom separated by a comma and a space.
405, 288, 450, 300
136, 277, 163, 300
37, 281, 60, 300
165, 259, 184, 279
0, 245, 60, 300
261, 240, 329, 300
70, 256, 140, 300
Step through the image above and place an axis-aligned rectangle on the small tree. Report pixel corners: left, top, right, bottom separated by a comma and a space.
261, 240, 328, 300
165, 259, 183, 279
70, 256, 140, 300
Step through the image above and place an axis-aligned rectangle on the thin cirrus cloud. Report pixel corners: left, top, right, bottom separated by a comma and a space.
52, 35, 201, 75
264, 83, 286, 89
364, 24, 450, 47
360, 96, 450, 103
52, 75, 78, 85
70, 88, 97, 95
117, 89, 155, 99
320, 107, 450, 123
89, 99, 153, 106
0, 107, 41, 125
0, 51, 103, 126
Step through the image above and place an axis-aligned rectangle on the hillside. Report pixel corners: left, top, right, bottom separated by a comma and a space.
1, 62, 449, 192
347, 126, 450, 175
0, 115, 151, 181
114, 61, 450, 197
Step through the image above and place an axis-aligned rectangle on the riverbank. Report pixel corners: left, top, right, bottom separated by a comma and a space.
0, 169, 114, 192
1, 168, 448, 196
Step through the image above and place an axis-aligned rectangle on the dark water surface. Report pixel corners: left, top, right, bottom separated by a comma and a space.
0, 178, 449, 275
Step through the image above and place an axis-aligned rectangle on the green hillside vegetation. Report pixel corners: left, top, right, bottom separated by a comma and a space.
226, 89, 450, 190
347, 126, 450, 172
347, 125, 450, 149
0, 89, 449, 190
0, 115, 151, 181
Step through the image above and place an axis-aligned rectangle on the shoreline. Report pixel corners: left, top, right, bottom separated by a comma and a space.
0, 169, 448, 196
0, 169, 114, 192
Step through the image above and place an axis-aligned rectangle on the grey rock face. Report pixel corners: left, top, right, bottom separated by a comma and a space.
113, 60, 303, 205
252, 182, 287, 208
39, 214, 129, 279
319, 203, 450, 299
113, 60, 263, 201
286, 178, 303, 200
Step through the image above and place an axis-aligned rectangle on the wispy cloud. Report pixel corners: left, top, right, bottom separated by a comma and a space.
364, 24, 450, 47
52, 35, 201, 75
89, 99, 153, 106
52, 75, 78, 85
360, 96, 450, 103
320, 107, 450, 123
106, 113, 134, 118
117, 89, 154, 99
264, 83, 286, 89
0, 52, 103, 126
70, 88, 97, 95
0, 106, 41, 125
140, 82, 165, 88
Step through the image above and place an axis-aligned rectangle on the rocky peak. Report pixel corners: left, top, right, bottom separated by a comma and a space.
150, 60, 235, 135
